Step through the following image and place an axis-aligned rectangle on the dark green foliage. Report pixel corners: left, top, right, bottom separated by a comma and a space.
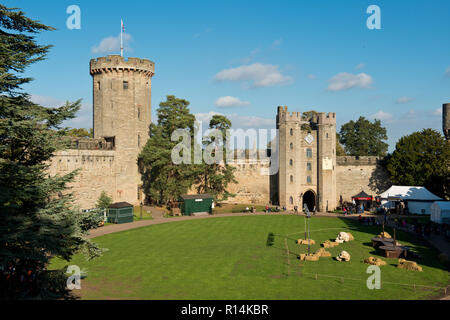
266, 232, 275, 247
138, 95, 198, 204
386, 129, 450, 199
60, 127, 93, 138
195, 115, 237, 202
339, 116, 388, 156
336, 133, 346, 156
0, 5, 102, 299
96, 191, 112, 210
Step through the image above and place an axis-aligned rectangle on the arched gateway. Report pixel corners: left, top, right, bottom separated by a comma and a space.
302, 190, 316, 212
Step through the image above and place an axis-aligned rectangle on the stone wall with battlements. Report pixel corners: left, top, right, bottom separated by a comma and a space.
48, 149, 117, 209
336, 156, 390, 203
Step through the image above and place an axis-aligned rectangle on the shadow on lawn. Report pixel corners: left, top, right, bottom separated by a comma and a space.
336, 217, 449, 272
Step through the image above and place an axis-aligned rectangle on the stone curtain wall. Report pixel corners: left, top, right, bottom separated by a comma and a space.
224, 159, 271, 205
336, 156, 390, 203
48, 149, 117, 210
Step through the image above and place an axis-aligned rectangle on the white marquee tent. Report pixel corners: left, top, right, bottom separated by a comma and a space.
380, 185, 442, 215
430, 201, 450, 224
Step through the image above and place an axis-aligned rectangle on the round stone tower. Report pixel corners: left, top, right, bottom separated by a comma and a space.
443, 103, 450, 141
90, 55, 155, 204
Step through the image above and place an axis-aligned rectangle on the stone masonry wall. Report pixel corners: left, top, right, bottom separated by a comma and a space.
336, 156, 390, 203
48, 149, 116, 209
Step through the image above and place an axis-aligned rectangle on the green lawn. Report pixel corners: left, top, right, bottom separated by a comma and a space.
50, 215, 449, 300
212, 203, 270, 214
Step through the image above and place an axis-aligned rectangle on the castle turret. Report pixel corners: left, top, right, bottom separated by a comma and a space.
443, 103, 450, 140
90, 55, 155, 204
317, 112, 337, 212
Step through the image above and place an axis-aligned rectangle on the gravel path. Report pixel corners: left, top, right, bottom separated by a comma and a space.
87, 211, 370, 239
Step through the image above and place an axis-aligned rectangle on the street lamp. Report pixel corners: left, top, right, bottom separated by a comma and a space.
140, 201, 143, 220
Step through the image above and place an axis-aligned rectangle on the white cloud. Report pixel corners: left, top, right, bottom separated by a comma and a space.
215, 96, 250, 108
355, 63, 365, 70
395, 96, 414, 104
214, 63, 293, 88
92, 33, 133, 54
446, 66, 450, 77
307, 74, 317, 80
30, 94, 65, 108
30, 94, 91, 129
327, 72, 373, 91
195, 112, 273, 129
370, 110, 393, 122
432, 107, 442, 116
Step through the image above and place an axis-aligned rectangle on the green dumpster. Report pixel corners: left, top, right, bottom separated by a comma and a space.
107, 202, 134, 224
179, 194, 214, 216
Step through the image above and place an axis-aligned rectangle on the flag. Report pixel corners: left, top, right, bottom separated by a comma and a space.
121, 19, 125, 32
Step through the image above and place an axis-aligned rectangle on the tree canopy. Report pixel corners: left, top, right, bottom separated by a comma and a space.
0, 5, 102, 299
194, 115, 237, 201
339, 116, 388, 156
386, 129, 450, 199
138, 96, 198, 205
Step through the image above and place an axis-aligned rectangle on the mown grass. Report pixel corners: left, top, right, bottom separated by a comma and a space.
50, 215, 449, 300
212, 203, 269, 214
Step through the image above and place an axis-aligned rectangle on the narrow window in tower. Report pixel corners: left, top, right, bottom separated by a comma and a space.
97, 81, 100, 90
289, 159, 293, 166
306, 148, 312, 158
326, 132, 329, 139
290, 175, 294, 183
290, 142, 293, 150
138, 107, 141, 120
290, 128, 293, 136
138, 134, 140, 147
307, 162, 312, 171
307, 176, 312, 183
123, 81, 129, 90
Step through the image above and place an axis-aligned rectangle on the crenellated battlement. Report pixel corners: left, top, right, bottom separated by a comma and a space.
277, 106, 307, 124
317, 112, 336, 125
90, 55, 155, 76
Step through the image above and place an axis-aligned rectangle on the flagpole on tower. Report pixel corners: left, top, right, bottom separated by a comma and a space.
120, 19, 124, 57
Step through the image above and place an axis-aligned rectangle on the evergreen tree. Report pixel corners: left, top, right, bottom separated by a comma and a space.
195, 115, 237, 202
336, 133, 346, 156
0, 6, 102, 299
386, 129, 450, 199
138, 95, 198, 204
96, 191, 113, 210
339, 116, 388, 156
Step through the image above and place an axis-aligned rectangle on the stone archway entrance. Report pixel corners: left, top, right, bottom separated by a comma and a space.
302, 190, 316, 212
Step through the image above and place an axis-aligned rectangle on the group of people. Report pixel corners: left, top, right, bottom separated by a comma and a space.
0, 260, 41, 299
357, 215, 380, 225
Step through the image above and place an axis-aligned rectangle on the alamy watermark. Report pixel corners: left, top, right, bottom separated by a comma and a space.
366, 5, 381, 30
66, 265, 81, 290
171, 123, 279, 175
366, 265, 381, 289
66, 5, 81, 30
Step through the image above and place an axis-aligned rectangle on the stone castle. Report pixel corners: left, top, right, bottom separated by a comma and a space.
48, 55, 448, 211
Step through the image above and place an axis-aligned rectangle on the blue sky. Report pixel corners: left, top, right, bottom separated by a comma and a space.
7, 0, 450, 151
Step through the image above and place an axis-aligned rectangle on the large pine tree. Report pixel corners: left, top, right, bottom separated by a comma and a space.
0, 5, 102, 299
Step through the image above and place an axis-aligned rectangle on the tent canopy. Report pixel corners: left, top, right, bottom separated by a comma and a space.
352, 190, 373, 200
380, 186, 442, 201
